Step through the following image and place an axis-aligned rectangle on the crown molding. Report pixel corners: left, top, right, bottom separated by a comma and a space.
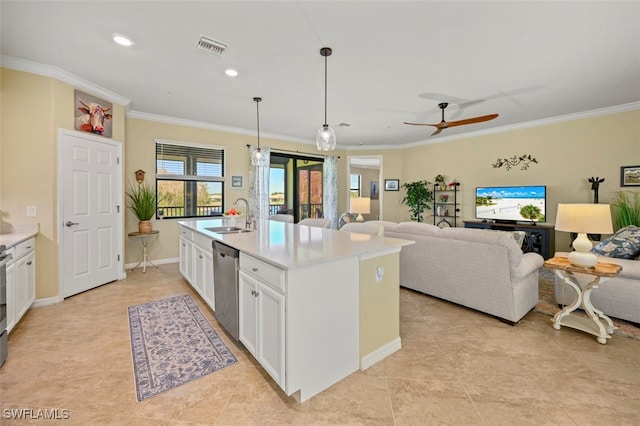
4, 55, 636, 151
126, 110, 319, 147
347, 102, 640, 151
398, 102, 640, 149
1, 55, 131, 107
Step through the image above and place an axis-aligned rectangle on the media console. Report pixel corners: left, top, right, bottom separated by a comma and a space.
463, 220, 555, 259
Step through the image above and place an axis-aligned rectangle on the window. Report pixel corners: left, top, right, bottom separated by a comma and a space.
350, 174, 361, 198
156, 141, 224, 218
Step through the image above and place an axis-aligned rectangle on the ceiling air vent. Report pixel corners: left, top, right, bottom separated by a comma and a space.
194, 35, 228, 54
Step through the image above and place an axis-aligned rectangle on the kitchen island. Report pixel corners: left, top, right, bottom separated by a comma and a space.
177, 218, 412, 402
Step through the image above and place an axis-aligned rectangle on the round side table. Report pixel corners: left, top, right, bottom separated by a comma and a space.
128, 230, 159, 273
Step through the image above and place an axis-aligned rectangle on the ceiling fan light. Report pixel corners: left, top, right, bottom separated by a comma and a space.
316, 125, 336, 151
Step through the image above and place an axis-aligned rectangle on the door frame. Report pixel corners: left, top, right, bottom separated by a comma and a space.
57, 128, 126, 300
347, 155, 383, 220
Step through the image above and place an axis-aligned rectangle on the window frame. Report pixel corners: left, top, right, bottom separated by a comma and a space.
350, 173, 361, 198
155, 139, 226, 219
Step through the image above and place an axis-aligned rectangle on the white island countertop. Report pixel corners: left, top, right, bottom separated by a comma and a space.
178, 218, 413, 270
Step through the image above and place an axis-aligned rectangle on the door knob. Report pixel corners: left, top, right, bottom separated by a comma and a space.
65, 221, 79, 227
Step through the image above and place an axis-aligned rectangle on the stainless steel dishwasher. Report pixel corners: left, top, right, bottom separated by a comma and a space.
212, 241, 240, 340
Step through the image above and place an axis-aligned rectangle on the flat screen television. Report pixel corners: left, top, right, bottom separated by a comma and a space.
475, 185, 546, 224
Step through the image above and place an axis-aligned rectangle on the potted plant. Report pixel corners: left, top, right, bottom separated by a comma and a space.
127, 182, 157, 233
402, 180, 434, 222
611, 191, 640, 230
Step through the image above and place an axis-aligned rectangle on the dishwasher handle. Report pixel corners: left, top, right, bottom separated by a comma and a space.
212, 241, 240, 259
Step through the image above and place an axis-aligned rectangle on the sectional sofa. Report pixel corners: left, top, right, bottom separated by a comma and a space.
375, 221, 545, 323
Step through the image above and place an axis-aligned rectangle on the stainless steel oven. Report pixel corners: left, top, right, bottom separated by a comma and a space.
0, 244, 12, 367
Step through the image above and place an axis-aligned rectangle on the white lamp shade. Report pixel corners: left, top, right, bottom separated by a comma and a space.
555, 204, 613, 234
555, 203, 613, 268
351, 197, 370, 222
351, 197, 371, 215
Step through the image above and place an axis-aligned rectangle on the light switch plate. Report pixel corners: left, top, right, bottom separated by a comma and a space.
26, 206, 36, 217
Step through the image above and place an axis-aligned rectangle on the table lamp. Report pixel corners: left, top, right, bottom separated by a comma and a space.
555, 203, 613, 268
351, 197, 371, 222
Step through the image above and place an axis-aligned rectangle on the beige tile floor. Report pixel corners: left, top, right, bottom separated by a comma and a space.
1, 263, 639, 425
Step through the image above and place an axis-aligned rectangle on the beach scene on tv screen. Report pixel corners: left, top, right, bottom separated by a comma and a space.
476, 186, 546, 222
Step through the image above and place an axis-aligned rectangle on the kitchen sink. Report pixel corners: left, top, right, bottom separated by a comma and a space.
205, 226, 252, 234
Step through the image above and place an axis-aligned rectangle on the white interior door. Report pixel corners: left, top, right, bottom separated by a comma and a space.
59, 129, 122, 298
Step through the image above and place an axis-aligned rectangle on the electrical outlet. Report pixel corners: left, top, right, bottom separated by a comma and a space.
26, 206, 37, 217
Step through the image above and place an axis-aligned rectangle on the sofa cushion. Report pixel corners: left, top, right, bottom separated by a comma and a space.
395, 222, 440, 237
592, 225, 640, 260
440, 227, 523, 266
367, 220, 399, 233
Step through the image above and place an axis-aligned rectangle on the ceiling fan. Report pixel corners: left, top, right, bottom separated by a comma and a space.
403, 102, 499, 136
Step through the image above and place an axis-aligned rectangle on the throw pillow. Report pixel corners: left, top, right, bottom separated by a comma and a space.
592, 225, 640, 260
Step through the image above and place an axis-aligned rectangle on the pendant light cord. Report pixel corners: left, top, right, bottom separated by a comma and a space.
324, 54, 328, 127
253, 97, 262, 148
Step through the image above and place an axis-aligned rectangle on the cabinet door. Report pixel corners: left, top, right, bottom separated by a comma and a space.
202, 251, 215, 310
24, 251, 36, 307
179, 236, 193, 284
257, 282, 286, 388
15, 256, 28, 320
193, 246, 205, 297
6, 263, 16, 333
238, 271, 258, 356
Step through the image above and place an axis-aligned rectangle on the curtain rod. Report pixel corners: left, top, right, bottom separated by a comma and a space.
246, 144, 340, 159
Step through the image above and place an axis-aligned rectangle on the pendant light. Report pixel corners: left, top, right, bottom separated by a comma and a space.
250, 97, 264, 166
316, 47, 336, 151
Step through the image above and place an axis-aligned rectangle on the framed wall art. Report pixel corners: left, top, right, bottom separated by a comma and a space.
385, 179, 399, 191
74, 90, 113, 137
620, 165, 640, 187
370, 181, 379, 200
231, 175, 244, 189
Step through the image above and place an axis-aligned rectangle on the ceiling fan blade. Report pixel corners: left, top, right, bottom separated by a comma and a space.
430, 128, 443, 136
445, 113, 499, 128
402, 121, 439, 127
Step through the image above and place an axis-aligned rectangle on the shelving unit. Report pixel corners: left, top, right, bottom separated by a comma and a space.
433, 182, 460, 227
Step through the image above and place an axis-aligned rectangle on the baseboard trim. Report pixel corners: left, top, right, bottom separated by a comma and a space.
32, 295, 63, 308
124, 257, 178, 270
360, 337, 402, 370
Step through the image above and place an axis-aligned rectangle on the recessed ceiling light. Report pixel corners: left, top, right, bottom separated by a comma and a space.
225, 68, 238, 77
113, 34, 134, 47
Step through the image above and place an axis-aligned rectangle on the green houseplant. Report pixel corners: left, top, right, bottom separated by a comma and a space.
127, 182, 157, 233
611, 191, 640, 230
402, 180, 434, 222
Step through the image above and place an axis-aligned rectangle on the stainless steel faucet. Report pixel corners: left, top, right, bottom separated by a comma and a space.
233, 198, 252, 229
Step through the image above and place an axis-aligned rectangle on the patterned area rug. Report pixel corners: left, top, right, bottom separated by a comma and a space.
535, 269, 640, 341
128, 294, 238, 402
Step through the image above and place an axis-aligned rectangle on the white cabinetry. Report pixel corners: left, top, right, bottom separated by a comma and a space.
239, 254, 286, 388
178, 225, 215, 311
193, 233, 215, 309
179, 228, 194, 284
6, 237, 36, 333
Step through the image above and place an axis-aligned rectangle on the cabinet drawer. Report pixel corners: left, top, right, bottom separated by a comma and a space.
240, 254, 285, 293
194, 232, 213, 251
179, 226, 194, 241
14, 237, 36, 260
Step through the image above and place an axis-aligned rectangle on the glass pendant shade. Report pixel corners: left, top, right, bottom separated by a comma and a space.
250, 147, 264, 166
316, 124, 336, 151
317, 47, 336, 151
250, 97, 268, 166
